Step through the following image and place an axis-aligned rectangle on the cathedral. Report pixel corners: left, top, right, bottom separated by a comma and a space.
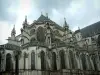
0, 13, 100, 75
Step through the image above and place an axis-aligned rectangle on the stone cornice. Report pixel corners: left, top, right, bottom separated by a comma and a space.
0, 44, 20, 50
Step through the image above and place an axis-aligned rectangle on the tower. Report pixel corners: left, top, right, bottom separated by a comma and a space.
63, 17, 69, 31
63, 18, 69, 41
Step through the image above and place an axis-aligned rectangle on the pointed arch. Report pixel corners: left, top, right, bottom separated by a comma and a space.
6, 53, 13, 71
69, 50, 75, 69
31, 51, 35, 70
59, 50, 65, 69
40, 51, 46, 70
80, 54, 87, 70
52, 52, 57, 70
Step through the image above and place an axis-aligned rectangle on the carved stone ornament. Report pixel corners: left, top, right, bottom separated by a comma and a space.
24, 52, 29, 58
56, 52, 59, 60
38, 52, 41, 57
13, 50, 22, 60
46, 51, 51, 59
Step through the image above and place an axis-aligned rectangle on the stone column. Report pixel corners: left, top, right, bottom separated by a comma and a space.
1, 50, 6, 71
79, 54, 83, 70
96, 52, 100, 71
56, 51, 60, 70
65, 51, 70, 69
90, 56, 95, 70
85, 55, 90, 70
75, 53, 80, 69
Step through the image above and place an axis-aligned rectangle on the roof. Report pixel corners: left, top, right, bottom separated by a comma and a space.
36, 14, 49, 22
80, 21, 100, 38
74, 29, 80, 34
35, 14, 64, 31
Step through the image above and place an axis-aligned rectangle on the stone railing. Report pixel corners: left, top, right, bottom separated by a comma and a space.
0, 44, 20, 50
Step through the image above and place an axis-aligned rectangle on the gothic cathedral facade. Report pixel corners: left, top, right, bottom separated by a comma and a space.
0, 14, 100, 75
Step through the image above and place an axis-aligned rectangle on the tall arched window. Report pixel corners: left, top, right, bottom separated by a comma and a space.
37, 27, 45, 42
6, 53, 13, 71
52, 52, 57, 70
31, 51, 35, 70
24, 52, 26, 70
40, 51, 46, 70
69, 51, 75, 69
91, 55, 98, 70
87, 55, 92, 70
59, 50, 65, 69
81, 54, 87, 70
0, 53, 1, 71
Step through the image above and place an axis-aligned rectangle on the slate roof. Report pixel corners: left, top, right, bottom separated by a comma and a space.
35, 14, 64, 31
80, 21, 100, 38
36, 14, 49, 22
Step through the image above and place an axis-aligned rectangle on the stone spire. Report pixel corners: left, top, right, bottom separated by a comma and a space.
46, 13, 48, 18
25, 16, 27, 24
78, 27, 80, 30
23, 16, 28, 28
41, 11, 43, 15
63, 17, 69, 31
11, 25, 16, 37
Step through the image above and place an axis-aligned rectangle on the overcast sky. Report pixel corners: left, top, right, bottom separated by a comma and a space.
0, 0, 100, 44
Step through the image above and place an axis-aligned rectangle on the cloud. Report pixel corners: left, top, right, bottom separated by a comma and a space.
0, 21, 12, 45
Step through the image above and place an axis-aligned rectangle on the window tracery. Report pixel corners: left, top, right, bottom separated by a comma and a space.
40, 51, 46, 70
52, 52, 57, 70
6, 53, 13, 71
31, 51, 35, 70
59, 50, 65, 69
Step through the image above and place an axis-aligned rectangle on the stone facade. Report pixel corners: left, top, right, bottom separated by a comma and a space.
0, 14, 100, 74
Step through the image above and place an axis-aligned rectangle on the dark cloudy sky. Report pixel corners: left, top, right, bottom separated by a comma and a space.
0, 0, 100, 44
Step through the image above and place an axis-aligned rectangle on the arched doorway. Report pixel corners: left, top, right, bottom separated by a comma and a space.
69, 51, 75, 69
59, 50, 65, 69
80, 54, 87, 70
40, 51, 46, 70
31, 51, 35, 70
6, 53, 13, 71
52, 52, 57, 70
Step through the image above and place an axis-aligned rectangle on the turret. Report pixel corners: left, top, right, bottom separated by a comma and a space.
63, 18, 68, 41
63, 18, 69, 31
11, 25, 16, 38
74, 27, 82, 42
46, 13, 48, 19
23, 16, 28, 29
